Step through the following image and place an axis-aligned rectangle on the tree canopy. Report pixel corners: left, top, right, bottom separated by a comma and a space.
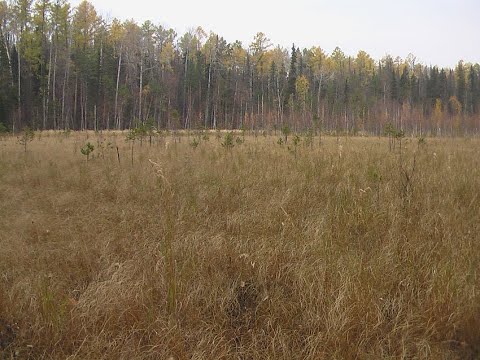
0, 0, 479, 135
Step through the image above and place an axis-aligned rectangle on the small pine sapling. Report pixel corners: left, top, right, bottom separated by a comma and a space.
384, 123, 394, 151
125, 128, 137, 165
135, 123, 148, 146
190, 137, 200, 149
288, 134, 301, 158
80, 142, 95, 161
395, 129, 405, 156
417, 137, 427, 150
146, 119, 156, 146
221, 132, 235, 150
281, 125, 291, 143
18, 127, 35, 152
305, 128, 314, 148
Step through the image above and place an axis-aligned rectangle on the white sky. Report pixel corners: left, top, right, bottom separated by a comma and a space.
70, 0, 479, 68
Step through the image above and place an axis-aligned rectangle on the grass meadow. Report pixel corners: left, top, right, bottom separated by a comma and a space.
1, 131, 480, 359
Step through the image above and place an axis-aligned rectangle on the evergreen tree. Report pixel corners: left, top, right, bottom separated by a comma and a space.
390, 69, 398, 102
410, 72, 419, 104
427, 66, 439, 105
467, 65, 477, 114
285, 44, 297, 106
0, 30, 15, 127
399, 67, 410, 103
456, 61, 466, 110
438, 69, 448, 103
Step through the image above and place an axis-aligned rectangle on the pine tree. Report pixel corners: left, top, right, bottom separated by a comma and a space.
467, 65, 477, 114
399, 67, 410, 103
456, 61, 466, 110
410, 72, 419, 105
438, 69, 448, 103
390, 69, 398, 102
285, 44, 297, 106
0, 30, 15, 128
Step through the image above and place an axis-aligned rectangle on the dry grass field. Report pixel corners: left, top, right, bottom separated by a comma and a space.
1, 131, 480, 359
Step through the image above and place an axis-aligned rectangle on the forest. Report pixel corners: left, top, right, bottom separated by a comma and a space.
0, 0, 479, 135
3, 1, 480, 358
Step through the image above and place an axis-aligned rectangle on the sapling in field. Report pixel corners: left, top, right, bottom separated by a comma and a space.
384, 123, 396, 151
80, 142, 94, 161
125, 128, 137, 165
395, 129, 405, 157
97, 140, 114, 159
281, 125, 291, 143
241, 125, 246, 142
417, 137, 427, 150
146, 120, 157, 146
18, 127, 35, 152
134, 123, 148, 146
293, 134, 301, 146
288, 134, 301, 158
221, 132, 235, 149
384, 123, 404, 153
189, 137, 200, 149
304, 128, 314, 148
235, 136, 244, 145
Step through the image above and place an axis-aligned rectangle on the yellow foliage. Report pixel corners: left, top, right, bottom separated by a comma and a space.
109, 19, 125, 45
354, 50, 374, 75
72, 0, 100, 48
159, 42, 175, 72
295, 75, 309, 101
308, 46, 326, 77
449, 96, 462, 115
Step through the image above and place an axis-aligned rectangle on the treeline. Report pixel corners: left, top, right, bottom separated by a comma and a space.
0, 0, 479, 135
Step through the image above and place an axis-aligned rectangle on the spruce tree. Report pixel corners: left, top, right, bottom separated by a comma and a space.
410, 73, 419, 105
439, 69, 448, 103
399, 67, 410, 103
285, 44, 297, 106
468, 66, 477, 114
390, 69, 398, 102
0, 31, 14, 128
456, 61, 466, 109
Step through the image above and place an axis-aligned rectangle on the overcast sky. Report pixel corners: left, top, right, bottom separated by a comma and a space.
70, 0, 479, 68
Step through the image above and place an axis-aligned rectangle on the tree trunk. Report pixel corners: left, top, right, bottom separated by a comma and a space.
114, 50, 122, 129
17, 42, 21, 132
205, 61, 212, 129
138, 58, 143, 124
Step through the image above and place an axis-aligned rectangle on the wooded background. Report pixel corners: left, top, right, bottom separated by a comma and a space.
0, 0, 479, 135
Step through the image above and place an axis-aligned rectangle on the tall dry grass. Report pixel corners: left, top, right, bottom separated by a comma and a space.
0, 131, 480, 359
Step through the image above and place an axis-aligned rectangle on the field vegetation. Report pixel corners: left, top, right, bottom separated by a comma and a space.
1, 130, 480, 359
